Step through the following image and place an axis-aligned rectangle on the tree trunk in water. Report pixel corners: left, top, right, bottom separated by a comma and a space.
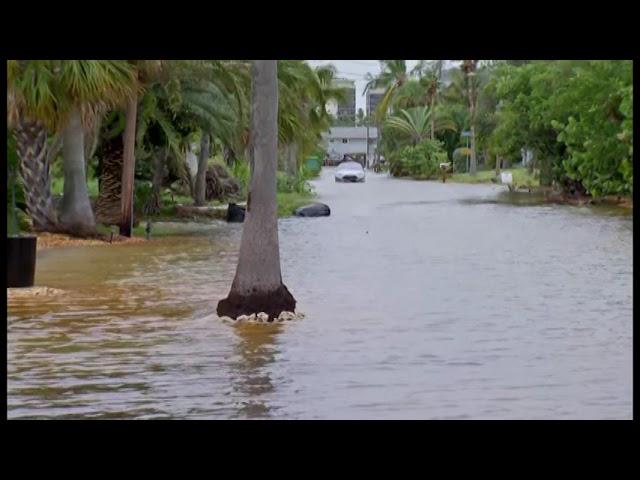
59, 108, 97, 236
120, 97, 138, 237
95, 134, 123, 226
194, 132, 210, 206
13, 118, 58, 231
217, 60, 296, 320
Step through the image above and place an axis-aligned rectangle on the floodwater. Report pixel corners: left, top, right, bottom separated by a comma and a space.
7, 168, 633, 419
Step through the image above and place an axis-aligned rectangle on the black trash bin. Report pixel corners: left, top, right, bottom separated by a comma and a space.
7, 235, 37, 288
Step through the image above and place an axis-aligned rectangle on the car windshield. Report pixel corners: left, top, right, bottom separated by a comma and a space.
337, 161, 362, 171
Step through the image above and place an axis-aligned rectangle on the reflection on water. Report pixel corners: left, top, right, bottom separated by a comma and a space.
7, 169, 633, 419
229, 325, 283, 419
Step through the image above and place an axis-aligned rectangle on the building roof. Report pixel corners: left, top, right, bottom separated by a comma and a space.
323, 126, 378, 140
333, 78, 356, 88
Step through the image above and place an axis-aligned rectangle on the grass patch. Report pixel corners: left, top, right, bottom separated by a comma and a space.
52, 177, 99, 197
447, 167, 539, 189
277, 191, 314, 217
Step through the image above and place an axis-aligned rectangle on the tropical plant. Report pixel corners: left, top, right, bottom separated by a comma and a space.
412, 60, 445, 139
7, 60, 137, 235
364, 60, 408, 122
384, 106, 456, 146
388, 139, 448, 178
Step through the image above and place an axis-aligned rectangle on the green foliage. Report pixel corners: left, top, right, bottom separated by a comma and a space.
553, 61, 632, 196
230, 160, 250, 195
277, 166, 313, 195
388, 139, 448, 178
385, 106, 456, 145
7, 60, 137, 131
490, 60, 632, 196
277, 191, 313, 217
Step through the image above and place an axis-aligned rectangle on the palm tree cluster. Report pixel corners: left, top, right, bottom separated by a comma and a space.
7, 60, 345, 238
364, 60, 494, 176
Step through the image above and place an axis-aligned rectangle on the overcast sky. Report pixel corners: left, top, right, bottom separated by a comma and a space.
306, 60, 457, 112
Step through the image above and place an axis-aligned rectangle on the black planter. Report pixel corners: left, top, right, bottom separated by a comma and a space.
7, 235, 37, 288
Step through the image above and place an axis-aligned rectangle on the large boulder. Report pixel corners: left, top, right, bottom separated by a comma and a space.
227, 203, 246, 222
294, 203, 330, 217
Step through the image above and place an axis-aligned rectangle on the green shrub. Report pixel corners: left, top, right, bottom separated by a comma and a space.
389, 139, 448, 178
277, 165, 313, 194
230, 160, 250, 195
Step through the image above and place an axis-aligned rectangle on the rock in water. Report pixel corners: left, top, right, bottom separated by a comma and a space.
227, 203, 246, 223
294, 203, 330, 217
257, 312, 269, 322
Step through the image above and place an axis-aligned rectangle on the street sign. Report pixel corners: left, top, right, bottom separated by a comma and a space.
461, 131, 471, 137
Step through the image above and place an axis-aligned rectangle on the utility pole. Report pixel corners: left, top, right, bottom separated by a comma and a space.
365, 123, 370, 169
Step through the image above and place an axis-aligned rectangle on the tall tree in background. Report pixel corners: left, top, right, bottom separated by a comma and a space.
412, 60, 444, 139
119, 60, 163, 237
217, 60, 296, 320
462, 60, 479, 175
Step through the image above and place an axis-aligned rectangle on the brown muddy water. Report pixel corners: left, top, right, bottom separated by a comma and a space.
7, 168, 633, 419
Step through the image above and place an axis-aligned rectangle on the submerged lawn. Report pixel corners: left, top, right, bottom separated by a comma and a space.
447, 167, 539, 189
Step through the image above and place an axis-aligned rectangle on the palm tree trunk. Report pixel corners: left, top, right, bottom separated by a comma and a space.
430, 95, 436, 140
194, 132, 210, 206
217, 59, 295, 320
120, 96, 138, 237
285, 142, 298, 176
468, 74, 477, 176
469, 124, 477, 175
95, 134, 123, 226
59, 108, 97, 236
148, 147, 166, 215
13, 118, 58, 231
84, 116, 102, 180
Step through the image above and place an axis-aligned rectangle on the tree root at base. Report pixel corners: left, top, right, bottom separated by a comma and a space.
216, 283, 296, 321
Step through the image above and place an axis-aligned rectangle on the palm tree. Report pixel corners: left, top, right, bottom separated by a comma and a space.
7, 60, 137, 235
412, 60, 445, 139
462, 60, 479, 175
364, 60, 408, 164
364, 60, 408, 121
385, 106, 457, 145
119, 60, 164, 237
217, 60, 296, 320
276, 61, 344, 176
92, 60, 241, 231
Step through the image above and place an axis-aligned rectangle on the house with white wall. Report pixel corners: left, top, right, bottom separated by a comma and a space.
321, 126, 378, 163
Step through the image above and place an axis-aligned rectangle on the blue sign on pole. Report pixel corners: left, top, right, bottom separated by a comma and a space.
461, 131, 471, 137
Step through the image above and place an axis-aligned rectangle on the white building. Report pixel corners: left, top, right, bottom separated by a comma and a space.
324, 78, 356, 123
366, 87, 386, 118
322, 126, 378, 162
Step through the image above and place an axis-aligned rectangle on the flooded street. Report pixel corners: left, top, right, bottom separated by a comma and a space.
7, 168, 633, 419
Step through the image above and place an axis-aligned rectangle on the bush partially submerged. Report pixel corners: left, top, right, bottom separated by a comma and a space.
389, 139, 448, 178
